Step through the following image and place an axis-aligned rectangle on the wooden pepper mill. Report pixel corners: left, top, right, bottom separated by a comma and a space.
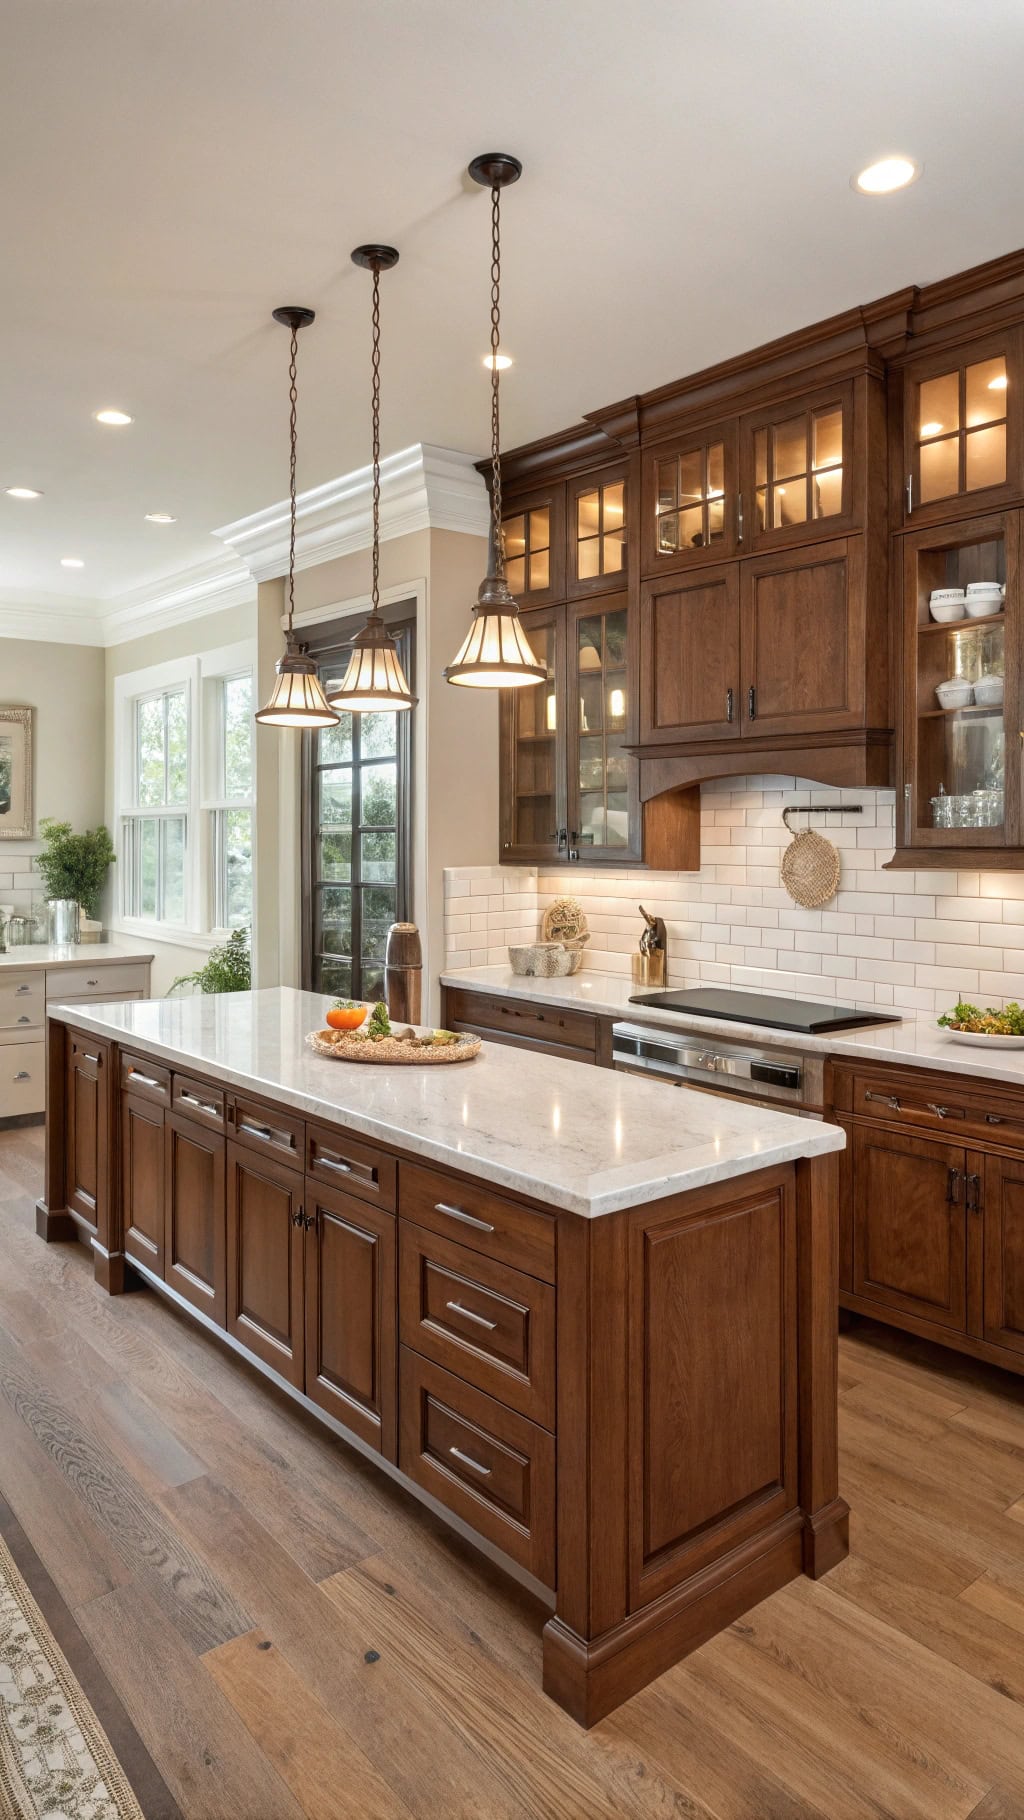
384, 922, 423, 1025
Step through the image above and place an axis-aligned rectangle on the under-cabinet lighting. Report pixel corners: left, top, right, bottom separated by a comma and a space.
852, 156, 921, 194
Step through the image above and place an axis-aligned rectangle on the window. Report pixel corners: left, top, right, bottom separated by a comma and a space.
122, 686, 189, 921
303, 616, 413, 1001
206, 673, 254, 929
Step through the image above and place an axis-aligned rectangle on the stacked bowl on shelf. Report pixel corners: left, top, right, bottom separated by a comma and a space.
930, 581, 1005, 710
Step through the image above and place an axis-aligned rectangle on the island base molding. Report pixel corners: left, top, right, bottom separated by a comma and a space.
37, 1014, 848, 1725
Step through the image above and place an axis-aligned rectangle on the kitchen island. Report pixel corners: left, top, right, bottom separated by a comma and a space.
37, 986, 847, 1725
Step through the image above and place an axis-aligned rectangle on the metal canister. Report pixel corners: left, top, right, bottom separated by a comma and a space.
384, 922, 423, 1026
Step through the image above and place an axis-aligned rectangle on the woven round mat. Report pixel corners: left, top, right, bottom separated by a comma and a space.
780, 811, 841, 909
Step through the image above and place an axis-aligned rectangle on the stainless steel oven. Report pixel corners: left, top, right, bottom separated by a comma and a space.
611, 1021, 824, 1118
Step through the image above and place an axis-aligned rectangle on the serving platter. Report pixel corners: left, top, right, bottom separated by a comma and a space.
941, 1027, 1024, 1050
306, 1028, 482, 1065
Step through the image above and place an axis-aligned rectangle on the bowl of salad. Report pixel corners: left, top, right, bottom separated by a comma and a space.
937, 1000, 1024, 1047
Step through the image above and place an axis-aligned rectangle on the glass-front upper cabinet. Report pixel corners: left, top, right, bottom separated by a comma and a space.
902, 332, 1022, 526
740, 382, 855, 551
499, 607, 567, 865
898, 510, 1021, 860
567, 594, 640, 864
501, 485, 565, 608
641, 425, 738, 574
567, 462, 631, 597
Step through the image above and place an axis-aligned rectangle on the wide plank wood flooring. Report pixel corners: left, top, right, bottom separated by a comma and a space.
4, 1123, 1024, 1818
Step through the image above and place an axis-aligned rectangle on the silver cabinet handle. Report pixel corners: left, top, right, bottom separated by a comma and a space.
445, 1299, 497, 1332
83, 1052, 100, 1066
15, 985, 30, 995
726, 687, 734, 724
16, 1015, 31, 1025
181, 1090, 222, 1118
13, 1071, 30, 1082
238, 1117, 292, 1147
926, 1102, 951, 1119
318, 1153, 352, 1174
435, 1201, 494, 1234
906, 472, 913, 513
864, 1091, 900, 1110
449, 1445, 491, 1477
129, 1071, 162, 1090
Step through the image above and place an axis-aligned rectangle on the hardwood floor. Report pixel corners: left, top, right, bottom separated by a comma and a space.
3, 1124, 1024, 1818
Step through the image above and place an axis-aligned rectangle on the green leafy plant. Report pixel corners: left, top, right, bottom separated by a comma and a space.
35, 818, 116, 920
367, 1001, 391, 1038
938, 998, 1024, 1035
169, 927, 251, 996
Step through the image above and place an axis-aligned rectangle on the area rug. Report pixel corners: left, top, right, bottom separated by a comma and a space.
0, 1531, 144, 1820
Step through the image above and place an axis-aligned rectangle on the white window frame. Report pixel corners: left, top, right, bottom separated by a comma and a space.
112, 641, 255, 947
201, 659, 256, 935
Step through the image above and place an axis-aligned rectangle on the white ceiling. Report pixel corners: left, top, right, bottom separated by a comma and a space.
4, 0, 1024, 614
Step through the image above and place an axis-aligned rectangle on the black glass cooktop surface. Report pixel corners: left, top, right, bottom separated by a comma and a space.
627, 986, 901, 1036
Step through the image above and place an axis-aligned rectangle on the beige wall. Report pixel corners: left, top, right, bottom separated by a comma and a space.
104, 601, 256, 993
258, 526, 497, 1015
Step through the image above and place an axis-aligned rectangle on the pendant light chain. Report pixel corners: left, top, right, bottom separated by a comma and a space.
371, 260, 382, 617
286, 321, 299, 632
490, 181, 504, 574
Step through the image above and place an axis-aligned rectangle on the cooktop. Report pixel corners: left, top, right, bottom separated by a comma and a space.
627, 986, 901, 1036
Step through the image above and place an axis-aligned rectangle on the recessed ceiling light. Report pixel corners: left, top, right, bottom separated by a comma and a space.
60, 557, 84, 569
93, 408, 133, 426
852, 156, 921, 195
483, 352, 513, 371
144, 511, 177, 524
5, 486, 42, 499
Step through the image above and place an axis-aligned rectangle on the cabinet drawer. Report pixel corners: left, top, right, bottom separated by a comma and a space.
444, 988, 596, 1055
0, 984, 43, 1032
399, 1349, 555, 1584
307, 1120, 396, 1210
120, 1050, 171, 1105
0, 971, 44, 1004
0, 1040, 45, 1116
230, 1092, 304, 1168
399, 1222, 555, 1427
47, 962, 150, 999
171, 1072, 226, 1130
849, 1070, 1024, 1148
399, 1161, 555, 1284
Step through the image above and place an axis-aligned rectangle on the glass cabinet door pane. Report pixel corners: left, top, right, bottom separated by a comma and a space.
575, 478, 628, 583
655, 443, 724, 554
775, 482, 807, 528
679, 450, 703, 503
576, 609, 629, 850
920, 437, 959, 503
914, 532, 1006, 836
965, 423, 1006, 493
772, 416, 806, 480
503, 507, 550, 598
966, 357, 1007, 426
577, 491, 601, 537
529, 508, 550, 550
512, 622, 557, 848
919, 372, 959, 439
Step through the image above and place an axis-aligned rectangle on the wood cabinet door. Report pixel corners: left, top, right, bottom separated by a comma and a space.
850, 1124, 967, 1332
121, 1092, 164, 1275
566, 460, 631, 598
641, 422, 738, 574
740, 380, 856, 552
566, 592, 642, 865
66, 1034, 109, 1235
501, 484, 565, 608
304, 1180, 396, 1459
639, 564, 740, 743
226, 1141, 305, 1387
740, 537, 864, 738
901, 328, 1024, 529
982, 1153, 1024, 1356
164, 1111, 226, 1326
498, 604, 569, 865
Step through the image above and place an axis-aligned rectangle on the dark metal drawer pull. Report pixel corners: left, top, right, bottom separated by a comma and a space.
435, 1201, 494, 1234
864, 1091, 900, 1110
449, 1445, 491, 1477
966, 1173, 981, 1214
947, 1167, 962, 1205
129, 1071, 162, 1090
16, 1015, 31, 1025
238, 1117, 292, 1147
181, 1090, 222, 1118
86, 978, 99, 987
14, 985, 31, 995
445, 1299, 497, 1332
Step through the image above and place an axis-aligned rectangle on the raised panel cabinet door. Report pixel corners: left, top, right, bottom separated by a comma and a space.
66, 1035, 109, 1235
121, 1092, 164, 1275
627, 1170, 798, 1611
164, 1111, 226, 1326
639, 565, 740, 743
982, 1153, 1024, 1356
226, 1141, 304, 1387
740, 537, 864, 738
850, 1124, 967, 1332
304, 1180, 396, 1458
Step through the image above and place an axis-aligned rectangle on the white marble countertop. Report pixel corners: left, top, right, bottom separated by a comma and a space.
45, 986, 842, 1218
0, 944, 154, 971
442, 965, 1024, 1089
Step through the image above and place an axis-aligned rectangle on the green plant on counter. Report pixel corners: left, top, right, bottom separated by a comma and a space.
169, 927, 251, 996
35, 818, 116, 920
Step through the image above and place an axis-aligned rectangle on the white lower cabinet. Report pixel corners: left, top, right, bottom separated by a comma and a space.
0, 1040, 45, 1116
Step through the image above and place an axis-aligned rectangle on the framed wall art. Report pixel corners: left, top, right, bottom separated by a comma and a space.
0, 707, 34, 839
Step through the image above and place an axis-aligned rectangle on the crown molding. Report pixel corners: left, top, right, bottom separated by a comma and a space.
213, 442, 488, 580
0, 592, 107, 647
94, 558, 256, 647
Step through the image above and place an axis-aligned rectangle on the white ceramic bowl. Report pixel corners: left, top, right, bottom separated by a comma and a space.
935, 680, 974, 709
965, 594, 1003, 617
973, 673, 1005, 705
929, 599, 967, 623
966, 579, 1002, 592
930, 588, 965, 603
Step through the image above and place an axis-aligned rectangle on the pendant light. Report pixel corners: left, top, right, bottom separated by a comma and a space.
444, 154, 546, 690
255, 307, 339, 729
329, 246, 417, 712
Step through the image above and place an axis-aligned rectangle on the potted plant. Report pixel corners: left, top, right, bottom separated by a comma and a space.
35, 819, 116, 930
169, 927, 251, 995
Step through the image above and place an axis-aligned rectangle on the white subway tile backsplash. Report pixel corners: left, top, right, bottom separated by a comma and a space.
443, 784, 1024, 1019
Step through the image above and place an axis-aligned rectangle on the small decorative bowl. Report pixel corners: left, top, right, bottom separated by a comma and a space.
935, 680, 974, 709
929, 599, 967, 623
965, 592, 1003, 618
973, 673, 1005, 705
509, 942, 575, 977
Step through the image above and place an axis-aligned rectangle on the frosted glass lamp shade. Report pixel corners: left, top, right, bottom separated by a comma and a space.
444, 573, 546, 688
255, 644, 339, 728
327, 618, 416, 711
